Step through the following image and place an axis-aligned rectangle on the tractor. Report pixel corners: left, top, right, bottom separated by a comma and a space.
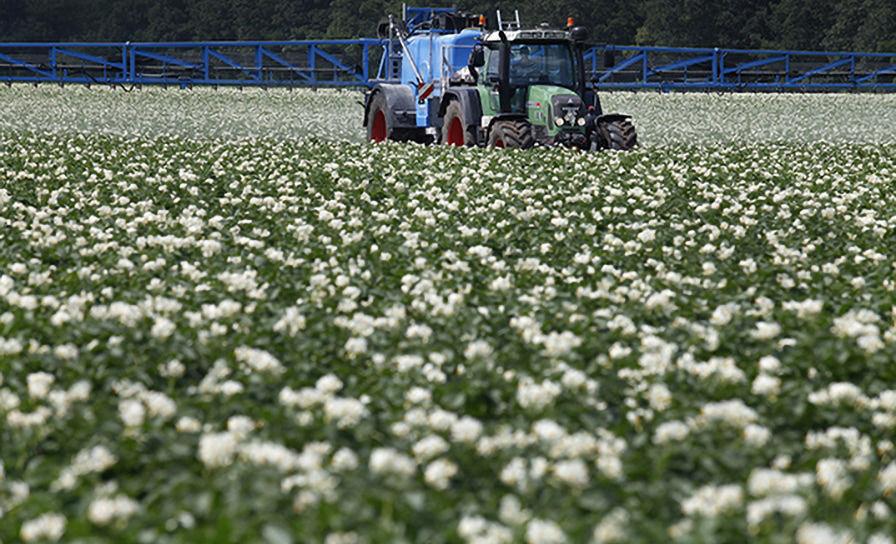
363, 6, 637, 151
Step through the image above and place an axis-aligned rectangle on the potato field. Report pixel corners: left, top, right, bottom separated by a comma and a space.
1, 86, 896, 543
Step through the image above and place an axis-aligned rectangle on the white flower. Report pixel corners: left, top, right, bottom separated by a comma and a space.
458, 516, 513, 544
517, 380, 561, 410
816, 458, 851, 500
654, 420, 689, 444
647, 384, 672, 411
758, 355, 781, 374
500, 458, 529, 490
323, 397, 367, 428
795, 523, 852, 544
424, 458, 458, 490
499, 494, 530, 526
560, 368, 587, 389
345, 337, 368, 356
879, 461, 896, 494
198, 432, 238, 468
748, 468, 813, 496
751, 321, 781, 340
273, 306, 306, 336
681, 484, 743, 517
119, 399, 146, 428
710, 303, 738, 326
331, 448, 359, 471
150, 317, 176, 339
464, 339, 493, 360
27, 372, 55, 399
552, 459, 589, 488
525, 518, 566, 544
808, 382, 866, 407
233, 346, 284, 375
176, 416, 201, 433
490, 276, 513, 291
369, 448, 415, 477
142, 391, 176, 419
159, 359, 186, 378
751, 374, 780, 396
698, 399, 758, 428
451, 416, 483, 443
541, 331, 582, 357
405, 387, 431, 405
87, 494, 139, 525
227, 415, 256, 438
637, 229, 656, 243
413, 435, 450, 461
743, 424, 771, 447
315, 374, 343, 394
592, 508, 628, 543
325, 532, 362, 544
53, 445, 117, 491
20, 513, 66, 542
746, 495, 806, 528
739, 258, 757, 274
783, 299, 823, 318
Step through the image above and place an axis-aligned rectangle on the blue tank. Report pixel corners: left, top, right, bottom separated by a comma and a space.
401, 28, 481, 126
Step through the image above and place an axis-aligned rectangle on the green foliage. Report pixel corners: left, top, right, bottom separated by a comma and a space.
0, 0, 894, 51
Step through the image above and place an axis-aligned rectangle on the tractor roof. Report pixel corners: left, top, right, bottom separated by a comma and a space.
482, 29, 570, 43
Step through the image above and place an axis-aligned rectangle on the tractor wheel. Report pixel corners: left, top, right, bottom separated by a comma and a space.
488, 119, 535, 149
441, 100, 474, 146
366, 92, 394, 143
597, 118, 637, 151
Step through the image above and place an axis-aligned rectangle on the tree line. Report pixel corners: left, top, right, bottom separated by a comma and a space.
1, 0, 894, 52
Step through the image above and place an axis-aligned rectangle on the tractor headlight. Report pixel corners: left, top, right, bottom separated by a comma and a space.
555, 117, 565, 127
576, 117, 586, 127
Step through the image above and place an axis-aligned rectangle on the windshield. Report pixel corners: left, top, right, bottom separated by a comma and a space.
487, 43, 576, 88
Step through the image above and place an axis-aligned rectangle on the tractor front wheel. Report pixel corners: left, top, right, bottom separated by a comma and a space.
488, 120, 535, 149
596, 118, 637, 151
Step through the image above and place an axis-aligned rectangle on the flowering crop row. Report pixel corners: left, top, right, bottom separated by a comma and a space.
1, 87, 895, 543
2, 86, 895, 146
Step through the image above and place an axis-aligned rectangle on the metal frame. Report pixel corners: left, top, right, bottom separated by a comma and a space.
0, 40, 383, 87
1, 40, 894, 91
585, 45, 896, 91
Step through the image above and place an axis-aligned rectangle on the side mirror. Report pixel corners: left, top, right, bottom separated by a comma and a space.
570, 26, 589, 43
469, 46, 485, 68
376, 20, 390, 39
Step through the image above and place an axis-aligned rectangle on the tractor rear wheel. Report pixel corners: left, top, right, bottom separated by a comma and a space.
441, 100, 474, 146
366, 92, 394, 143
597, 118, 637, 151
488, 120, 535, 149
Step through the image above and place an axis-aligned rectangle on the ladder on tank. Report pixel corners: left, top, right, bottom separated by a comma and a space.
496, 10, 522, 31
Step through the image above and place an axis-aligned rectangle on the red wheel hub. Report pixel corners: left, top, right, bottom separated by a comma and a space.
446, 118, 464, 146
370, 110, 387, 142
494, 138, 505, 148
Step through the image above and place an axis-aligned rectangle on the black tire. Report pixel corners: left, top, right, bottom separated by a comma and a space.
441, 100, 475, 146
488, 119, 536, 149
597, 118, 637, 151
366, 92, 394, 143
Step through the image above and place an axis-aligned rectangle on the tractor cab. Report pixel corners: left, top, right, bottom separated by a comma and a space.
472, 29, 592, 146
485, 41, 577, 90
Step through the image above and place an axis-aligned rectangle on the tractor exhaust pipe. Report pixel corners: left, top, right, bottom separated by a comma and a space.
570, 26, 591, 103
497, 31, 512, 113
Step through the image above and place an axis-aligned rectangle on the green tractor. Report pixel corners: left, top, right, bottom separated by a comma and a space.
364, 7, 637, 151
